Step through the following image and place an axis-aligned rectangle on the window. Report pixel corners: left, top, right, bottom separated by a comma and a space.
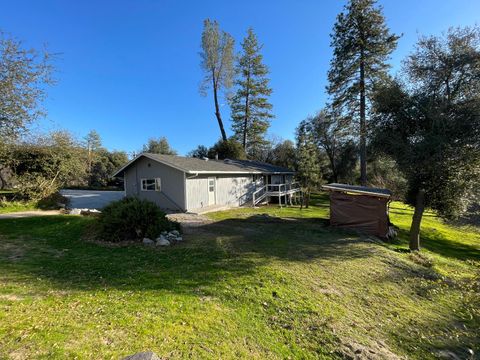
141, 178, 161, 191
208, 178, 215, 192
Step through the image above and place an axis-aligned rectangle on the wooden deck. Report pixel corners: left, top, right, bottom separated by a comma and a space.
252, 183, 302, 207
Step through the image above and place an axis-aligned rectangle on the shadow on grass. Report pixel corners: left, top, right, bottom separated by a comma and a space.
395, 227, 480, 261
0, 214, 376, 293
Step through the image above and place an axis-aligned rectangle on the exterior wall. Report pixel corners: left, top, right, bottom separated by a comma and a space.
186, 174, 256, 211
124, 156, 186, 211
270, 174, 294, 184
185, 176, 209, 210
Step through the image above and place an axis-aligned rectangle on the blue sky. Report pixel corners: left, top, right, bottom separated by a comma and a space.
1, 0, 479, 155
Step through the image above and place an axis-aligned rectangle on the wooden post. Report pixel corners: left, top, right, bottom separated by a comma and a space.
278, 185, 282, 208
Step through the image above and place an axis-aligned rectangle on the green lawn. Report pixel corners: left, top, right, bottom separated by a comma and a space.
0, 201, 37, 214
0, 194, 478, 359
0, 191, 65, 214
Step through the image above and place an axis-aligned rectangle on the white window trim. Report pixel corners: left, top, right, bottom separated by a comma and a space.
141, 178, 161, 192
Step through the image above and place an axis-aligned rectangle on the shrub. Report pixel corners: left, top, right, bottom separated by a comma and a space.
97, 197, 174, 242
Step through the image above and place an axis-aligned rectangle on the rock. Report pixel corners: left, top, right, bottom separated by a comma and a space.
171, 230, 180, 236
69, 208, 82, 215
80, 209, 101, 216
156, 238, 170, 246
142, 238, 154, 245
122, 351, 162, 360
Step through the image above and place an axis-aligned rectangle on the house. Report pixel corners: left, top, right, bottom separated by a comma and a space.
322, 183, 393, 238
113, 153, 299, 213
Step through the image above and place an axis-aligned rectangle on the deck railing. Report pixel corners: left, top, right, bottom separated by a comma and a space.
252, 182, 301, 207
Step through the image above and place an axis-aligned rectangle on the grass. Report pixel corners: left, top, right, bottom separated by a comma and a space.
0, 200, 37, 214
0, 194, 478, 359
0, 191, 66, 214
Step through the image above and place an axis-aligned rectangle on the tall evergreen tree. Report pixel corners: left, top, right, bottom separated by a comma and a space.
327, 0, 399, 185
199, 19, 235, 142
84, 130, 102, 182
230, 28, 273, 155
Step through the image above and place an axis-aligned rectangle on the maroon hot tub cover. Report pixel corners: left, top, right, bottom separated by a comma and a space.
323, 183, 392, 238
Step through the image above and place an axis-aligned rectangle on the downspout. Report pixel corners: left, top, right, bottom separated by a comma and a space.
183, 172, 187, 211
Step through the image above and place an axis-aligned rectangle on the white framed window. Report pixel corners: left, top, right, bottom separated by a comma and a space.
208, 178, 215, 192
141, 178, 161, 192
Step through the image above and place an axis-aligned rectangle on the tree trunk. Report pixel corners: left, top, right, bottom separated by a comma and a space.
326, 151, 338, 183
305, 189, 310, 209
409, 189, 426, 251
212, 76, 227, 142
359, 49, 367, 186
242, 73, 251, 150
242, 94, 249, 150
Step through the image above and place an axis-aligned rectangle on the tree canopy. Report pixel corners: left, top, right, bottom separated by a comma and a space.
372, 26, 480, 250
142, 137, 177, 155
230, 28, 273, 155
328, 0, 399, 185
199, 19, 235, 142
0, 31, 54, 142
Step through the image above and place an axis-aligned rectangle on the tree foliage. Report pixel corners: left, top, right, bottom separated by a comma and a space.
230, 28, 273, 155
372, 26, 480, 250
0, 31, 54, 142
89, 149, 129, 187
5, 131, 87, 201
295, 121, 321, 208
200, 19, 235, 141
0, 30, 55, 190
328, 0, 399, 185
267, 139, 297, 170
142, 137, 177, 155
207, 139, 246, 160
187, 145, 209, 159
84, 129, 102, 179
308, 110, 357, 183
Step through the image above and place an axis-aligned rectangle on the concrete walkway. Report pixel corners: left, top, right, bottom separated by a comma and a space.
60, 189, 124, 209
0, 210, 62, 219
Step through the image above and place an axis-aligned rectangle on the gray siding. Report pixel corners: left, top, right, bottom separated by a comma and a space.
185, 176, 209, 210
124, 156, 186, 211
186, 174, 256, 211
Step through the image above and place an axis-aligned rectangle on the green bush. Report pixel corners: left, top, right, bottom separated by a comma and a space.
97, 197, 174, 242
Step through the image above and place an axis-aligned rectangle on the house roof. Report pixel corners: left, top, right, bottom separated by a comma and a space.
113, 153, 295, 177
322, 183, 392, 198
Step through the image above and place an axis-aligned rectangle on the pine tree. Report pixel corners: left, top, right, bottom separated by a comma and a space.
327, 0, 399, 185
84, 130, 102, 182
230, 28, 273, 156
